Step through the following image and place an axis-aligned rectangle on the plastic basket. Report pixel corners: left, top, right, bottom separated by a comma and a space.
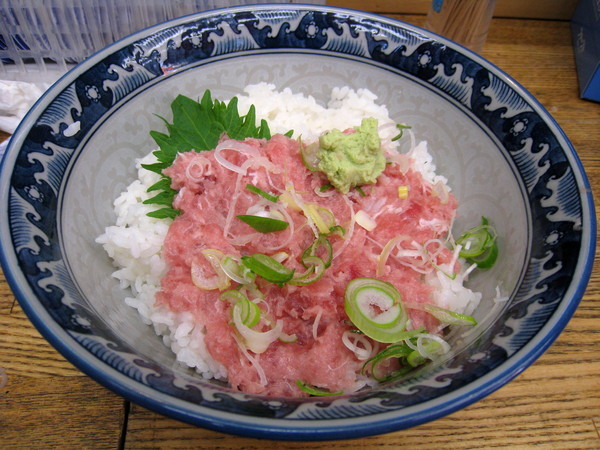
0, 0, 325, 86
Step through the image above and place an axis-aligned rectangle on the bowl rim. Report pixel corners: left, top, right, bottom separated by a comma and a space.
0, 3, 596, 441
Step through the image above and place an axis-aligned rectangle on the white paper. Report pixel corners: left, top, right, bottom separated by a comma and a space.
0, 80, 44, 134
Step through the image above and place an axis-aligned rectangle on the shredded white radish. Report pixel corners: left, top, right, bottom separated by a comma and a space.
463, 261, 478, 278
459, 286, 509, 340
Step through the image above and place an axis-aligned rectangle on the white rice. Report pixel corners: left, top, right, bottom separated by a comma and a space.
96, 84, 480, 382
236, 83, 397, 144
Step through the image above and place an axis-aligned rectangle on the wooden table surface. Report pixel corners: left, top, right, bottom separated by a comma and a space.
1, 12, 599, 449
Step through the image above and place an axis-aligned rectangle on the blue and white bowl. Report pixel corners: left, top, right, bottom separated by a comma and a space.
0, 5, 595, 440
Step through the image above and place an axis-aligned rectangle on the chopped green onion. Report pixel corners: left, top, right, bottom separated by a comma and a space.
361, 341, 415, 382
295, 380, 343, 396
424, 304, 477, 326
456, 216, 498, 269
356, 186, 366, 197
241, 254, 295, 285
405, 302, 477, 326
344, 278, 408, 343
231, 303, 282, 354
220, 290, 261, 327
220, 256, 256, 284
319, 184, 333, 192
234, 297, 262, 328
191, 249, 231, 291
406, 350, 426, 367
289, 255, 326, 286
302, 236, 333, 268
361, 329, 434, 381
219, 289, 247, 304
237, 215, 289, 233
245, 184, 279, 202
470, 239, 498, 269
391, 123, 411, 141
327, 225, 346, 237
406, 340, 444, 367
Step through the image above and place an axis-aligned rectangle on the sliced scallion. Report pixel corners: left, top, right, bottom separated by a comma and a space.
423, 304, 477, 326
289, 255, 326, 286
245, 183, 279, 202
220, 256, 256, 284
406, 339, 444, 367
241, 253, 295, 285
231, 305, 282, 354
191, 249, 231, 291
361, 342, 414, 382
302, 236, 333, 268
235, 297, 262, 328
295, 380, 343, 396
220, 290, 261, 327
327, 225, 346, 237
344, 278, 408, 343
237, 215, 289, 233
361, 329, 436, 381
456, 216, 498, 269
391, 123, 411, 141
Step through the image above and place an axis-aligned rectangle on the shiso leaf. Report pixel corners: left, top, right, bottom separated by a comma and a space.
147, 178, 172, 192
143, 90, 276, 217
147, 207, 181, 220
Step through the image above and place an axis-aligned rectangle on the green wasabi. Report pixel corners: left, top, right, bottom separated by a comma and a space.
317, 117, 385, 194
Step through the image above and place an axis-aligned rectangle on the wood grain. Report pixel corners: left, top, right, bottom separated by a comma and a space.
326, 0, 579, 20
0, 375, 124, 447
1, 11, 599, 449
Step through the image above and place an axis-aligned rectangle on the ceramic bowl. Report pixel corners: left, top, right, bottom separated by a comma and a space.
0, 5, 595, 440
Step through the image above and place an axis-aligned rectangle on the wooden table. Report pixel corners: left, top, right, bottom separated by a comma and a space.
1, 13, 599, 448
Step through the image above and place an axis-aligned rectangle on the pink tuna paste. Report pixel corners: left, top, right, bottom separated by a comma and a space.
157, 133, 457, 397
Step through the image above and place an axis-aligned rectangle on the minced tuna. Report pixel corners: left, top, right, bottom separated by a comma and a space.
157, 133, 458, 397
